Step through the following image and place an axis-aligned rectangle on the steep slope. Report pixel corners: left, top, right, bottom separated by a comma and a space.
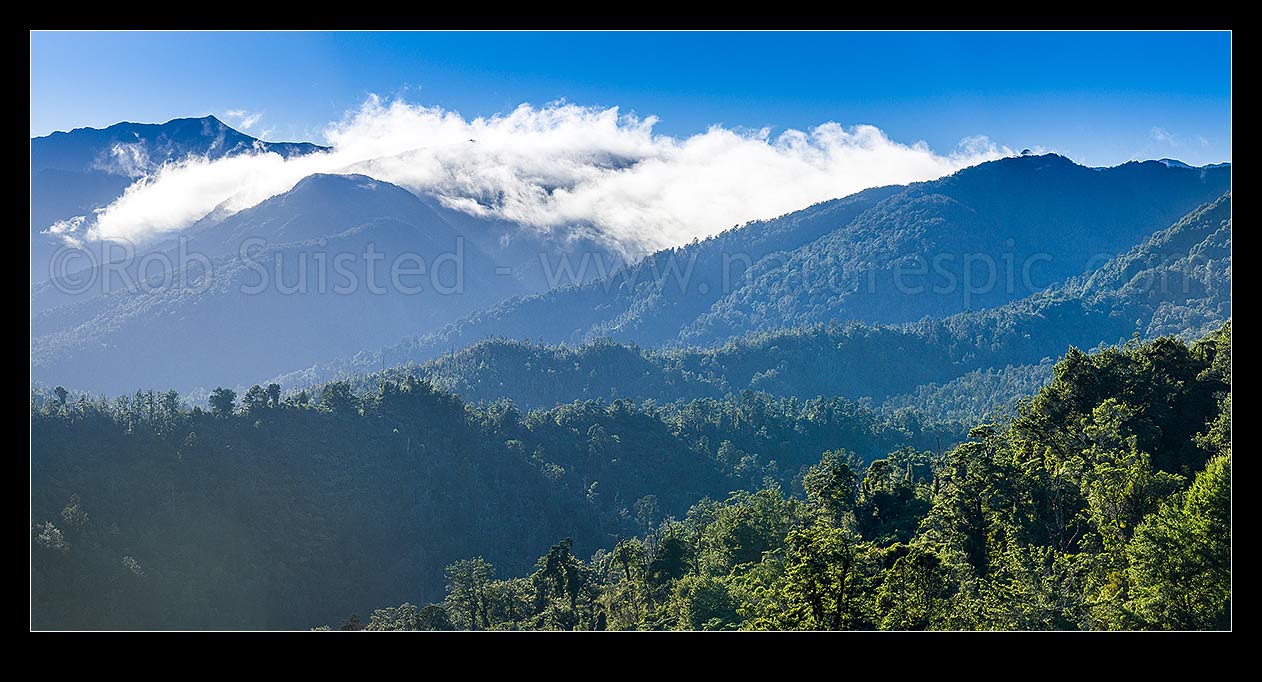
283, 157, 1229, 384
291, 193, 1229, 413
321, 184, 905, 372
680, 154, 1229, 343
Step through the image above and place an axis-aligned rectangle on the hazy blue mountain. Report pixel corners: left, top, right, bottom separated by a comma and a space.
30, 175, 513, 392
30, 116, 326, 282
30, 169, 630, 394
31, 115, 324, 177
286, 156, 1228, 383
181, 173, 456, 258
29, 148, 1230, 401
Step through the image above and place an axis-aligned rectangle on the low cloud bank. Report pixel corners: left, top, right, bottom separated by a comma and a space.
82, 96, 1011, 255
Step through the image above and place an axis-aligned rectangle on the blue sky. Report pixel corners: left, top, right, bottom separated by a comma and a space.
30, 31, 1231, 166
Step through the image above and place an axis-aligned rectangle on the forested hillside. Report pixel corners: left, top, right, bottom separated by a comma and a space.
678, 157, 1228, 344
281, 193, 1229, 426
287, 156, 1227, 385
342, 324, 1231, 631
30, 324, 1228, 630
31, 375, 951, 629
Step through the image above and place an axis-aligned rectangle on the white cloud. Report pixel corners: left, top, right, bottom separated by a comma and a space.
224, 109, 263, 131
1150, 127, 1176, 145
96, 142, 152, 177
45, 215, 85, 235
86, 96, 1011, 255
44, 215, 87, 246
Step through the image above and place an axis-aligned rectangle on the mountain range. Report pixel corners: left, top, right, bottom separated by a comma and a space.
279, 193, 1229, 424
268, 155, 1230, 409
363, 153, 1228, 354
31, 117, 1231, 419
30, 120, 621, 392
29, 116, 326, 281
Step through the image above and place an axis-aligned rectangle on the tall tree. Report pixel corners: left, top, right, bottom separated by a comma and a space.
1127, 454, 1231, 630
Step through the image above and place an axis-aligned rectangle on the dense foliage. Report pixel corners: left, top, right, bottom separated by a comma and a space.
344, 324, 1230, 630
31, 376, 949, 629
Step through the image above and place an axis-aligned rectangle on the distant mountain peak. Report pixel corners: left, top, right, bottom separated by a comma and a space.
39, 114, 228, 139
277, 173, 418, 207
960, 152, 1075, 173
31, 115, 327, 177
1151, 158, 1231, 170
176, 170, 450, 258
292, 172, 383, 191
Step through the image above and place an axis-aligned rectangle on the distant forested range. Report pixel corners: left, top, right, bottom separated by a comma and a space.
269, 161, 1230, 397
274, 192, 1230, 425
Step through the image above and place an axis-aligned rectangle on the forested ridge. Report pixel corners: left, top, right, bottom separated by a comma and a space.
31, 371, 952, 629
270, 157, 1227, 388
275, 192, 1229, 427
342, 323, 1232, 631
31, 324, 1229, 630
